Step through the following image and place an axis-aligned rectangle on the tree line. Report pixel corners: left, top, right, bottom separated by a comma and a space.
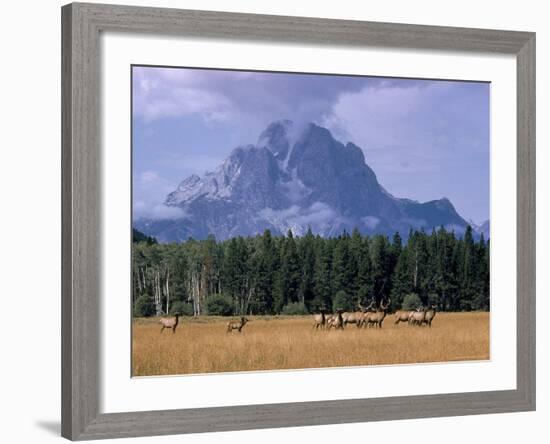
132, 226, 489, 317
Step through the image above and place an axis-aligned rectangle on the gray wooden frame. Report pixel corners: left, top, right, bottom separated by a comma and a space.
61, 2, 536, 440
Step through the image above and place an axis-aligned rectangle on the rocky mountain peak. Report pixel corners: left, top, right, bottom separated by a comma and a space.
137, 120, 479, 243
257, 119, 293, 161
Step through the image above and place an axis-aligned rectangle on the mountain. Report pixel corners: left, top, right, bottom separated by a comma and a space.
135, 120, 478, 242
469, 219, 490, 240
478, 220, 490, 239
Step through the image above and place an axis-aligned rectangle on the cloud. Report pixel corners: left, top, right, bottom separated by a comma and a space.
148, 152, 225, 178
132, 66, 378, 128
134, 70, 234, 122
133, 170, 185, 220
362, 216, 380, 229
325, 82, 443, 156
139, 170, 161, 184
133, 201, 188, 220
258, 202, 338, 236
322, 80, 489, 220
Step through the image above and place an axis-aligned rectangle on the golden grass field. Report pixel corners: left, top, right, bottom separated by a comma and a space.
132, 312, 489, 376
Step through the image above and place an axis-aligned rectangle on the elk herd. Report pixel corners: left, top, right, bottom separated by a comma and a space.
313, 300, 438, 331
156, 300, 437, 335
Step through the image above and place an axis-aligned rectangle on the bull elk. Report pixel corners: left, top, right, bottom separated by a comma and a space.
226, 316, 249, 333
361, 298, 391, 328
159, 313, 180, 334
343, 300, 376, 328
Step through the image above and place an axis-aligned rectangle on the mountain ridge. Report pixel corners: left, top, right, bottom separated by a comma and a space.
135, 120, 484, 243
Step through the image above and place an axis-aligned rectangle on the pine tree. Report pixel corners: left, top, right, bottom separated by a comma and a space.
390, 232, 402, 270
407, 230, 429, 304
313, 238, 333, 311
370, 235, 391, 304
355, 235, 374, 304
348, 228, 363, 297
332, 231, 353, 297
274, 230, 301, 312
298, 227, 316, 310
391, 246, 411, 307
254, 229, 278, 314
459, 225, 477, 311
472, 234, 490, 310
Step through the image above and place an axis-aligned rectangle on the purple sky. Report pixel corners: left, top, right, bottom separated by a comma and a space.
132, 66, 490, 224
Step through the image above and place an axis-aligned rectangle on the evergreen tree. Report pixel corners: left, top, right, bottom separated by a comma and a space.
407, 230, 429, 304
349, 228, 364, 297
274, 230, 301, 312
332, 231, 354, 297
222, 237, 250, 314
391, 247, 411, 307
313, 238, 333, 311
459, 225, 477, 311
254, 229, 278, 314
472, 234, 490, 310
132, 226, 490, 316
355, 235, 374, 304
298, 228, 317, 310
370, 235, 391, 304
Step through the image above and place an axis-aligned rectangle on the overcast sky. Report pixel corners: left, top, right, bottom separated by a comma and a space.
132, 66, 490, 224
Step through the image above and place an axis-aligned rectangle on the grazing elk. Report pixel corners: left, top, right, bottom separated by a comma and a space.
312, 311, 326, 330
361, 298, 391, 328
226, 316, 249, 333
421, 305, 437, 327
159, 313, 180, 334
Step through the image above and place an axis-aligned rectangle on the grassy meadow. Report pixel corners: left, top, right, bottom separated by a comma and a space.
132, 312, 489, 376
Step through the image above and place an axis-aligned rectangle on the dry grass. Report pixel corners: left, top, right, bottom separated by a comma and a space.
132, 312, 489, 376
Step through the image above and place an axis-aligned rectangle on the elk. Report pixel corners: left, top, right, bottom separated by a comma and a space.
395, 305, 423, 325
408, 309, 426, 326
342, 311, 364, 328
421, 305, 437, 327
361, 298, 391, 328
343, 300, 376, 328
328, 311, 345, 330
394, 309, 414, 325
159, 313, 180, 334
312, 311, 326, 330
226, 316, 249, 333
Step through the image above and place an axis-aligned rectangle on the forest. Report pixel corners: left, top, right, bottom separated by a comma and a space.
132, 226, 489, 317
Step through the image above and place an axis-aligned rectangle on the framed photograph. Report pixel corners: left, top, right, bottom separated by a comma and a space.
61, 2, 535, 440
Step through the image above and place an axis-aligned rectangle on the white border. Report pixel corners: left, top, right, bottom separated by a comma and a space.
100, 33, 516, 414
